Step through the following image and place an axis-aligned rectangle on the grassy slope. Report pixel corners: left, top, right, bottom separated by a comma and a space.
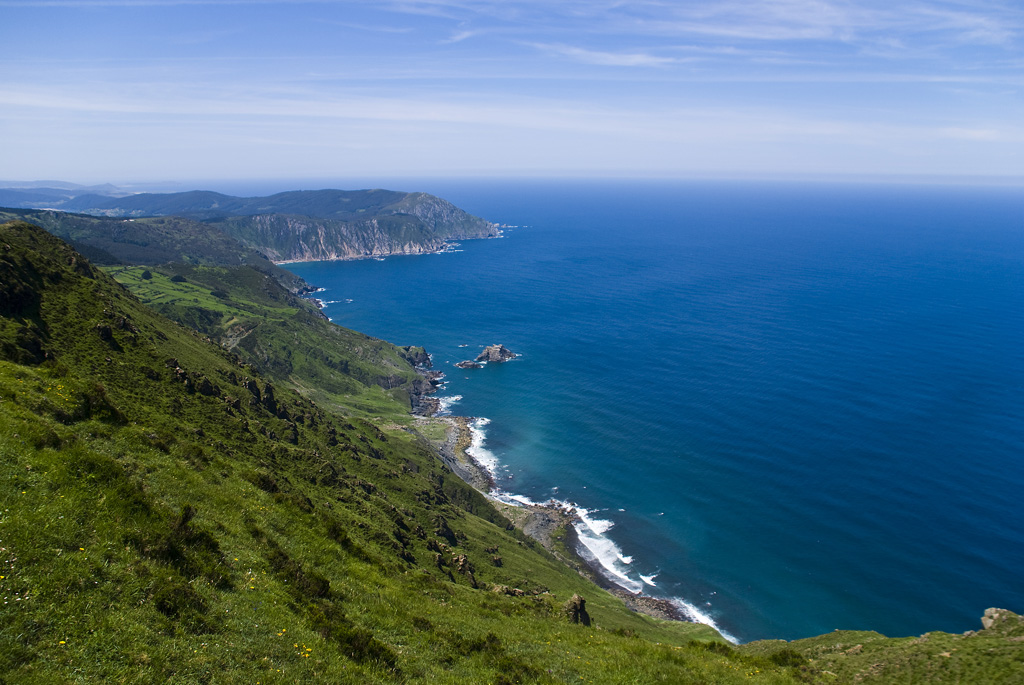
741, 609, 1024, 683
2, 222, 802, 684
3, 220, 1020, 684
0, 208, 308, 293
103, 264, 432, 419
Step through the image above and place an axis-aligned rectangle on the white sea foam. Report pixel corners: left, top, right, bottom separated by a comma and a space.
493, 492, 541, 507
576, 507, 614, 535
464, 432, 647, 593
668, 598, 739, 644
466, 417, 500, 474
572, 509, 643, 594
463, 417, 734, 640
435, 395, 462, 415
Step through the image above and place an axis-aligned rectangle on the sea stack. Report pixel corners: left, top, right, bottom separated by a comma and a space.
476, 344, 516, 363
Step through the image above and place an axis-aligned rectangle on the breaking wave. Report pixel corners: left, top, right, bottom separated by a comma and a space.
435, 395, 462, 415
464, 415, 736, 641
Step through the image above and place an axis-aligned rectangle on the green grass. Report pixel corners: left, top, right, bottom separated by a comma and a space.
104, 264, 429, 421
1, 221, 804, 683
0, 207, 308, 292
2, 219, 1020, 684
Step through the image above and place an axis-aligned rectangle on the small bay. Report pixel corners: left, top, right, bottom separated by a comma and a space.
285, 179, 1024, 643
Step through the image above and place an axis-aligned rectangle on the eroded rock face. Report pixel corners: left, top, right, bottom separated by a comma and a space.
979, 608, 1024, 637
476, 344, 516, 363
401, 345, 432, 368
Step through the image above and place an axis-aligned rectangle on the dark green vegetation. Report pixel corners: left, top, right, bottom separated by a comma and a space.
105, 263, 434, 418
1, 219, 1021, 683
743, 608, 1024, 683
0, 208, 307, 293
0, 186, 497, 263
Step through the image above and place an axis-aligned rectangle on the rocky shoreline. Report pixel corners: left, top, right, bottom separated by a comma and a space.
404, 341, 689, 624
426, 415, 694, 625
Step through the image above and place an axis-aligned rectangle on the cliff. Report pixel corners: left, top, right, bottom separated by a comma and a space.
1, 187, 499, 265
210, 213, 450, 262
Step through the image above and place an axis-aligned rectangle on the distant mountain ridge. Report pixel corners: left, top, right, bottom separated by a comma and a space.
0, 183, 500, 265
25, 186, 493, 233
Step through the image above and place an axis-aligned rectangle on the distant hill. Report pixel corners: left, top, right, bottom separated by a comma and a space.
1, 185, 499, 263
106, 262, 439, 416
0, 207, 309, 292
0, 182, 126, 208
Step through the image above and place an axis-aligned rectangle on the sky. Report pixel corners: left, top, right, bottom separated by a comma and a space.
2, 0, 1023, 184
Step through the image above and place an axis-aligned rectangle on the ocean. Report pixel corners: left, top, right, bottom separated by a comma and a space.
283, 179, 1024, 644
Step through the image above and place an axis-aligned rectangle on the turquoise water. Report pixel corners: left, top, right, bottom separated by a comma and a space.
285, 179, 1024, 643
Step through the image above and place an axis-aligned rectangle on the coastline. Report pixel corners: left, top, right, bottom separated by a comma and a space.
294, 231, 715, 631
273, 227, 503, 266
425, 414, 696, 625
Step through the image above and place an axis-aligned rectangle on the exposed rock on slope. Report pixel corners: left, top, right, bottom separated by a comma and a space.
2, 187, 499, 265
212, 214, 449, 262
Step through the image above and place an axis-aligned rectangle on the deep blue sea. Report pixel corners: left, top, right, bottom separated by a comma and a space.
283, 179, 1024, 644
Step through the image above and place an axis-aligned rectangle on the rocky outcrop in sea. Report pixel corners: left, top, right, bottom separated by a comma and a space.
476, 344, 516, 363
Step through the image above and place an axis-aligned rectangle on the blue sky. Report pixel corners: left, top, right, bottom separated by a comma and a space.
2, 0, 1023, 183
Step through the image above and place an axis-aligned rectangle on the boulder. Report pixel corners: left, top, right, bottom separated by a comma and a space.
564, 594, 591, 626
476, 344, 516, 363
455, 360, 483, 369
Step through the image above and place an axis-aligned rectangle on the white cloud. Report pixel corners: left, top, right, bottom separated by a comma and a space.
528, 43, 682, 67
442, 29, 479, 43
3, 0, 1022, 179
938, 127, 1002, 141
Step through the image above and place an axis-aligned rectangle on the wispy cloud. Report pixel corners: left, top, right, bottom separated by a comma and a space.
3, 76, 1019, 142
442, 29, 480, 43
3, 0, 1023, 179
528, 42, 683, 67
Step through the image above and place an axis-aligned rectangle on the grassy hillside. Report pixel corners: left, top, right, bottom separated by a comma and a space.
0, 208, 307, 293
2, 220, 1020, 684
104, 263, 435, 419
740, 609, 1024, 683
1, 222, 805, 683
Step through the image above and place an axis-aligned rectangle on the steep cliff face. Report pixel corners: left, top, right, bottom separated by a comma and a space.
2, 187, 498, 264
204, 191, 498, 263
383, 192, 497, 239
212, 213, 450, 262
